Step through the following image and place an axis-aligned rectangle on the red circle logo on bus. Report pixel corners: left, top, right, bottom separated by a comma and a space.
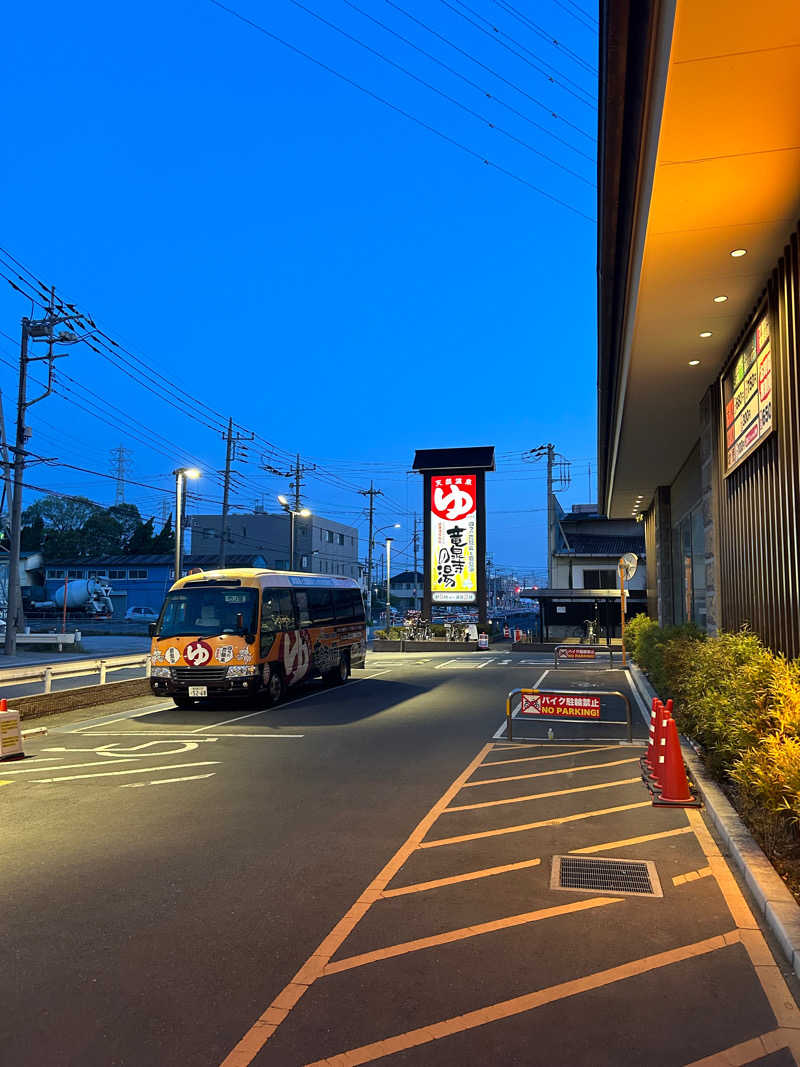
185, 639, 213, 666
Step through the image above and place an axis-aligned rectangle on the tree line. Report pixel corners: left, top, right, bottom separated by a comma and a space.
19, 496, 175, 558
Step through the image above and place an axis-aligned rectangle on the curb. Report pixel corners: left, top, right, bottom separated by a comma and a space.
627, 661, 800, 979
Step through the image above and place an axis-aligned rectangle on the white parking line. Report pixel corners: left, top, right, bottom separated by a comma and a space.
1, 758, 141, 775
28, 761, 220, 783
476, 658, 496, 669
492, 670, 549, 739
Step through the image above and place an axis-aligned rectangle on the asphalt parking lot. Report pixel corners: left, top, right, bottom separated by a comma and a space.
3, 651, 799, 1065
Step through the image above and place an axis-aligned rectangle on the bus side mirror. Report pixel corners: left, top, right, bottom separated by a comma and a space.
148, 623, 157, 637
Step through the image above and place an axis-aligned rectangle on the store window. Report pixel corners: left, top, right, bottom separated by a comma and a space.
671, 506, 706, 628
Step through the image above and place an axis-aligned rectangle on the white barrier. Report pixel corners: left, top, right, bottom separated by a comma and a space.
0, 654, 150, 695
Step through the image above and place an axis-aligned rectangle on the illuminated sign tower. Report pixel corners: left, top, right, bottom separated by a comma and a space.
412, 446, 495, 624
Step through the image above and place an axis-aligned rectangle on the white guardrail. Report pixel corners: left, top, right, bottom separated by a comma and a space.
0, 654, 151, 695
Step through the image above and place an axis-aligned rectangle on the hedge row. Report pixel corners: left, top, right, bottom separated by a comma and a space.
626, 615, 800, 851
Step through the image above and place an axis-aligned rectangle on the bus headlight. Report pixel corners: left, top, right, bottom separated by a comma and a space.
227, 665, 258, 678
151, 666, 171, 678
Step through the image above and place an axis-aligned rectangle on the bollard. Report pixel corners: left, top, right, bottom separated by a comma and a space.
44, 666, 53, 694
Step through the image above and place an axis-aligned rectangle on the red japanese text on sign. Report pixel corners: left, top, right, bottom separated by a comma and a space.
519, 692, 601, 719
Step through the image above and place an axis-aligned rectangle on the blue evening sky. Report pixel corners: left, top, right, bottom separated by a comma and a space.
1, 0, 598, 580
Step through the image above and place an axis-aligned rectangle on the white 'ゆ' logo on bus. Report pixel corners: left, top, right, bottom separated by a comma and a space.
185, 639, 213, 666
433, 485, 474, 520
283, 631, 310, 684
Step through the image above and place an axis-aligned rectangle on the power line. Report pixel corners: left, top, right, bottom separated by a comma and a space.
549, 0, 598, 34
490, 0, 598, 76
206, 0, 594, 223
384, 0, 596, 150
439, 0, 596, 111
289, 0, 594, 187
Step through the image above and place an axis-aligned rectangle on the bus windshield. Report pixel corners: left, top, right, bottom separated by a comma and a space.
157, 587, 259, 639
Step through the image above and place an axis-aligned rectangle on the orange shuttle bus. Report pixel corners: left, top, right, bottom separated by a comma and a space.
149, 568, 366, 707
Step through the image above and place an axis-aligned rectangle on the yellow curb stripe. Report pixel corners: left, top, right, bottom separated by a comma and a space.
465, 757, 640, 786
682, 1028, 787, 1066
420, 801, 652, 848
324, 897, 621, 976
686, 809, 800, 1033
218, 743, 495, 1067
446, 778, 642, 812
382, 858, 541, 898
569, 826, 692, 854
306, 934, 733, 1067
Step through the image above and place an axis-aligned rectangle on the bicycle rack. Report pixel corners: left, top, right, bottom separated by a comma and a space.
505, 687, 633, 744
553, 645, 616, 669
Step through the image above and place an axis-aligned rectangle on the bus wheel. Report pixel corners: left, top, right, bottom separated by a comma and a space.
334, 653, 349, 685
173, 695, 195, 709
266, 667, 285, 705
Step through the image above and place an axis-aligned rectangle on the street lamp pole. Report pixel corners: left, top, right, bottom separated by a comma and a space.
385, 537, 394, 626
173, 467, 200, 582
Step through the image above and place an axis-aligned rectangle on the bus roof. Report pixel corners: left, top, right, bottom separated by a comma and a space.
170, 568, 361, 592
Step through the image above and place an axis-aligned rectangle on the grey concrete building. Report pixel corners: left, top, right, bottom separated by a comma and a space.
189, 511, 359, 578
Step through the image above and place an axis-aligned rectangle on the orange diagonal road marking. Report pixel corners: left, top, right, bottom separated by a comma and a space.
324, 897, 622, 975
305, 934, 734, 1066
219, 743, 495, 1067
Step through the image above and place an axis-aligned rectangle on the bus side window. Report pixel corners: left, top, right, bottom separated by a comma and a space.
307, 587, 334, 626
350, 588, 366, 623
278, 590, 296, 630
295, 590, 312, 628
333, 587, 354, 622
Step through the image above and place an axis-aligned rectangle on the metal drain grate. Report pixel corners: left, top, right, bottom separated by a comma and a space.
551, 856, 662, 898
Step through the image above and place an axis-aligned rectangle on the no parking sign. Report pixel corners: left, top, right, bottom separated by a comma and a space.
520, 692, 601, 719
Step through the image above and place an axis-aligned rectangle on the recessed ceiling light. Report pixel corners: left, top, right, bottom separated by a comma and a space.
730, 248, 747, 258
689, 359, 700, 366
714, 295, 728, 303
699, 331, 713, 338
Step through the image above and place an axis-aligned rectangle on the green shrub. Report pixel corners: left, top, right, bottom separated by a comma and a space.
634, 620, 800, 857
430, 623, 447, 638
624, 612, 657, 661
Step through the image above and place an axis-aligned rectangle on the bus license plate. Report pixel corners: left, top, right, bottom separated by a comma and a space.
188, 686, 207, 697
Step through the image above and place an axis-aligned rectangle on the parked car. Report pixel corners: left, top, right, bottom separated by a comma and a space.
125, 606, 160, 622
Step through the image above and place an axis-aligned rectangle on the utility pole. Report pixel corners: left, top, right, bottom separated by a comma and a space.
219, 420, 254, 567
289, 453, 315, 513
525, 443, 570, 590
5, 292, 75, 655
358, 481, 383, 626
110, 444, 132, 505
0, 389, 13, 521
220, 417, 234, 568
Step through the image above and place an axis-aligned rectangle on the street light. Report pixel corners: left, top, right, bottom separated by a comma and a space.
277, 496, 312, 570
366, 522, 400, 626
173, 467, 201, 582
385, 536, 394, 627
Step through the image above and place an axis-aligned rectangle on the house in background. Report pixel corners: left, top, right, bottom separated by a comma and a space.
386, 570, 423, 611
553, 503, 646, 592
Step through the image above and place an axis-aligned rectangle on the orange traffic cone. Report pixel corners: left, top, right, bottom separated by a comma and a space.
645, 705, 671, 790
0, 698, 6, 711
641, 699, 660, 775
653, 717, 701, 806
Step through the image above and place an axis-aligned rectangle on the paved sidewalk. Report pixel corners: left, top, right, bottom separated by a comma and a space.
221, 738, 800, 1066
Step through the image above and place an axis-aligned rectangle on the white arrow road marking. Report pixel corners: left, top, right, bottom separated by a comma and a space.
28, 761, 220, 783
121, 773, 216, 788
44, 740, 210, 758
